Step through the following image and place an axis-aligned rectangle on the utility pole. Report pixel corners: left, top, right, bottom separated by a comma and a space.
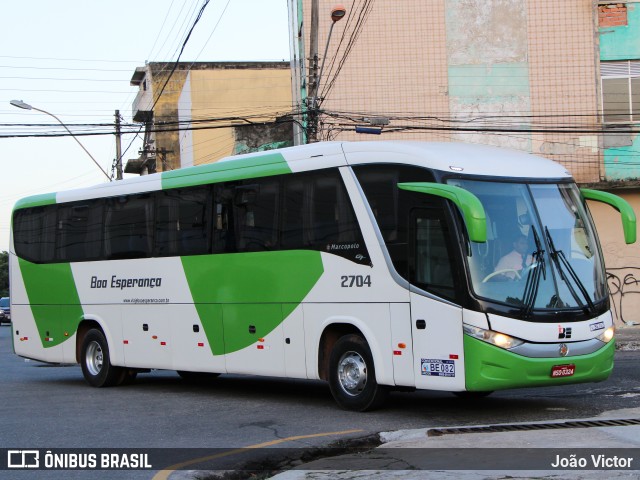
307, 0, 320, 143
156, 147, 173, 173
306, 2, 346, 143
114, 110, 123, 180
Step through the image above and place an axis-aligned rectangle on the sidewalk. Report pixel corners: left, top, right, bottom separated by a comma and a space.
273, 410, 640, 480
615, 325, 640, 351
271, 326, 640, 480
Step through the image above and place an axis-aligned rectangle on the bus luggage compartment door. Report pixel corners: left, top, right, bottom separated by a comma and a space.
410, 293, 465, 391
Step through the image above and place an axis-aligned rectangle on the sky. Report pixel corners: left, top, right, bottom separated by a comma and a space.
0, 0, 291, 251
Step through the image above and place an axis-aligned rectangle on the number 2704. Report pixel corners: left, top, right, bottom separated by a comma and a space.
341, 275, 372, 288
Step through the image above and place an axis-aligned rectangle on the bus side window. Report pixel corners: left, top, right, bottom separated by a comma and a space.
281, 176, 307, 249
309, 171, 362, 247
56, 201, 103, 262
353, 164, 436, 279
234, 179, 280, 252
305, 169, 368, 263
104, 194, 153, 260
212, 184, 236, 253
410, 211, 457, 302
13, 206, 56, 264
156, 187, 210, 257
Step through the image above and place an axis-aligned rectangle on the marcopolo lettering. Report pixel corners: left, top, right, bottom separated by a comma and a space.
90, 276, 162, 290
326, 243, 360, 251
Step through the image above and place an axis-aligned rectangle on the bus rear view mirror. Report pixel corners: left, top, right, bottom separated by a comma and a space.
398, 182, 487, 243
581, 188, 637, 244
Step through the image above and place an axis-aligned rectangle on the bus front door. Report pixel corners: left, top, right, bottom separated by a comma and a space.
409, 209, 466, 391
410, 293, 465, 391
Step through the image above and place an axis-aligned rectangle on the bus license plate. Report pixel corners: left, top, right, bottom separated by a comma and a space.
551, 364, 575, 378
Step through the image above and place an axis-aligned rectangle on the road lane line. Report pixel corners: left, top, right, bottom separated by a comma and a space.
152, 428, 364, 480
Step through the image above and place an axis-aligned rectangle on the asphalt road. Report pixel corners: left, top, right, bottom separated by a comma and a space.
1, 323, 639, 479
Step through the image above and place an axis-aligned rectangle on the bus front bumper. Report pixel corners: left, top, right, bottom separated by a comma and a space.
463, 335, 615, 392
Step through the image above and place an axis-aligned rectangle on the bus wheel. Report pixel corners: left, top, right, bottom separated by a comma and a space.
328, 334, 388, 412
80, 329, 123, 387
177, 371, 220, 383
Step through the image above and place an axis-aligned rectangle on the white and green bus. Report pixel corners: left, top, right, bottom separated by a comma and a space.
10, 141, 636, 411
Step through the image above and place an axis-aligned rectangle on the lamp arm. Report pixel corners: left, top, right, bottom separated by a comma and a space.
32, 106, 111, 181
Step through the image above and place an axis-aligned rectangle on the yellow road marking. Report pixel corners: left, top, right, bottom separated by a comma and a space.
152, 428, 364, 480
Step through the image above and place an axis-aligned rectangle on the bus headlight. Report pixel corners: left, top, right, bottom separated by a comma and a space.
463, 325, 524, 350
597, 326, 614, 343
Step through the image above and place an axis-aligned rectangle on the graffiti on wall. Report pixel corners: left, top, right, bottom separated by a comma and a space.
607, 267, 640, 326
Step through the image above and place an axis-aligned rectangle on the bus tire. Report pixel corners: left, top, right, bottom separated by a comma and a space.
80, 329, 123, 387
328, 334, 388, 411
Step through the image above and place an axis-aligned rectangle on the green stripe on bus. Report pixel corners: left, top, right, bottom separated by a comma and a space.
18, 259, 84, 348
181, 251, 324, 355
463, 335, 614, 391
161, 153, 291, 190
13, 192, 57, 210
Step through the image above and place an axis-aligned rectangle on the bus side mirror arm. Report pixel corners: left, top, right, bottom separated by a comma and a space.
398, 182, 487, 243
580, 188, 637, 244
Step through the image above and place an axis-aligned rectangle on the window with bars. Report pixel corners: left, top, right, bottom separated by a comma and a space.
601, 60, 640, 123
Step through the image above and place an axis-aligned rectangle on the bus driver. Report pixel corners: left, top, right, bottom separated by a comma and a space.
494, 234, 532, 280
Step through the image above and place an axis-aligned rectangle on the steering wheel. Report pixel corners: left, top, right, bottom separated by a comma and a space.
482, 269, 521, 283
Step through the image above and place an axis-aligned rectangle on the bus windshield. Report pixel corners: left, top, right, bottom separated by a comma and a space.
448, 179, 607, 313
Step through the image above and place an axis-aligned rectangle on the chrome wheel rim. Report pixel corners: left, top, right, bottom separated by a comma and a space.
337, 351, 367, 396
85, 341, 104, 376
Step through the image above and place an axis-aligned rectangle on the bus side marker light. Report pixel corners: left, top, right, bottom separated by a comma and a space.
393, 350, 402, 356
398, 343, 406, 349
160, 341, 167, 346
450, 354, 459, 360
123, 340, 129, 345
64, 332, 69, 337
152, 335, 158, 340
198, 342, 204, 347
257, 345, 265, 350
258, 338, 265, 342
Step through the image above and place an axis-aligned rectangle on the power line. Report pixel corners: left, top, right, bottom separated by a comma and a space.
151, 0, 212, 111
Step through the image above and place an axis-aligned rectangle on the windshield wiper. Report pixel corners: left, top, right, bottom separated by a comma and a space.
545, 227, 595, 314
522, 227, 545, 318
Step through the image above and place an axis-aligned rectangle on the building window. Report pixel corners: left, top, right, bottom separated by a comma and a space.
601, 60, 640, 123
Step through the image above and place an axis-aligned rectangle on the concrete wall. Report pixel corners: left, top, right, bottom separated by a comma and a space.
150, 68, 190, 171
142, 63, 292, 170
589, 190, 640, 327
186, 67, 293, 164
300, 0, 601, 182
178, 73, 194, 169
596, 2, 640, 325
445, 0, 532, 151
600, 3, 640, 61
599, 2, 640, 182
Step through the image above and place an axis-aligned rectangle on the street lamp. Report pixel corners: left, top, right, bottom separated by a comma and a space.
10, 100, 111, 181
307, 4, 347, 143
311, 4, 347, 112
